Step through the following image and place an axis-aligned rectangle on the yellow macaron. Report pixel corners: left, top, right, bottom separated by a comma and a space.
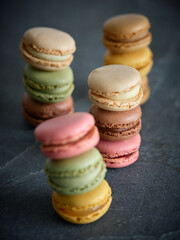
104, 47, 153, 77
52, 180, 112, 224
140, 76, 150, 105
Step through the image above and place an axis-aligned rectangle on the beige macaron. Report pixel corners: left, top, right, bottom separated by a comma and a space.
20, 27, 76, 71
103, 14, 151, 53
88, 65, 143, 111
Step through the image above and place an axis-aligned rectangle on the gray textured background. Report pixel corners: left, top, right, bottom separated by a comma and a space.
1, 0, 180, 239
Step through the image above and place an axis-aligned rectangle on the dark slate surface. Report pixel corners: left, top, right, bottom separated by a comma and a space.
1, 0, 180, 239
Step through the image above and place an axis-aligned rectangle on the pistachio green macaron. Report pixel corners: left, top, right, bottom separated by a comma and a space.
44, 148, 107, 195
23, 64, 74, 103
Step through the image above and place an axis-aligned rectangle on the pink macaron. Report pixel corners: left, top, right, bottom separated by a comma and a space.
97, 134, 141, 168
34, 112, 99, 159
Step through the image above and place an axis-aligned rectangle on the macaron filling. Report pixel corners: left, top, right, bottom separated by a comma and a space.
26, 46, 72, 62
46, 160, 106, 195
59, 196, 111, 217
24, 81, 74, 103
41, 125, 97, 149
23, 106, 72, 121
90, 84, 140, 101
104, 151, 139, 168
98, 119, 141, 133
137, 60, 153, 72
24, 77, 73, 92
104, 30, 150, 43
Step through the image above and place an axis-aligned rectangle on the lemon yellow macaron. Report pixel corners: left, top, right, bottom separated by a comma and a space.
140, 76, 150, 105
104, 47, 153, 78
52, 179, 112, 224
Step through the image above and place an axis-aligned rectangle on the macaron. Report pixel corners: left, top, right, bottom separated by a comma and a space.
97, 134, 141, 168
44, 148, 107, 195
140, 76, 150, 105
90, 104, 142, 141
34, 113, 99, 159
103, 14, 151, 53
88, 65, 143, 111
20, 27, 76, 71
104, 47, 153, 77
22, 93, 73, 126
23, 64, 74, 103
52, 179, 112, 224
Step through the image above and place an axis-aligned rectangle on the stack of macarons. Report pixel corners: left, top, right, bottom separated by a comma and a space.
34, 112, 112, 224
102, 14, 153, 104
20, 27, 76, 126
88, 65, 142, 168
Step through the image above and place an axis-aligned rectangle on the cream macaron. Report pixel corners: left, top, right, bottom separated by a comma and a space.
88, 65, 143, 111
20, 27, 76, 71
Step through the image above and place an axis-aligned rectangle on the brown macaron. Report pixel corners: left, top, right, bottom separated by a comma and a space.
90, 104, 142, 141
103, 14, 151, 53
22, 93, 74, 126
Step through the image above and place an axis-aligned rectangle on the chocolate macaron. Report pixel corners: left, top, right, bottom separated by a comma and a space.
90, 104, 142, 141
22, 93, 73, 126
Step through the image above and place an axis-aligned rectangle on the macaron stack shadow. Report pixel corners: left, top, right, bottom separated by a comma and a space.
34, 113, 112, 224
20, 27, 76, 126
88, 65, 142, 168
102, 14, 153, 104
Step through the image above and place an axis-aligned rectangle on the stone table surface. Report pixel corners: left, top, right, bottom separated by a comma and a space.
1, 0, 180, 239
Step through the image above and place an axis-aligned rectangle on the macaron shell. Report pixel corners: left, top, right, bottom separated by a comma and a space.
140, 76, 148, 89
47, 165, 106, 195
90, 104, 141, 124
104, 150, 139, 168
97, 134, 141, 168
52, 180, 112, 224
52, 194, 112, 224
97, 134, 141, 155
99, 119, 141, 141
103, 14, 151, 52
51, 180, 110, 209
22, 94, 74, 126
90, 104, 142, 140
104, 47, 153, 70
138, 59, 153, 77
24, 79, 74, 103
88, 65, 141, 93
35, 112, 95, 145
24, 64, 74, 88
23, 64, 74, 102
102, 33, 151, 53
45, 148, 102, 173
41, 126, 100, 159
103, 14, 151, 41
20, 43, 74, 71
89, 87, 143, 111
44, 148, 107, 195
22, 27, 76, 55
141, 84, 150, 105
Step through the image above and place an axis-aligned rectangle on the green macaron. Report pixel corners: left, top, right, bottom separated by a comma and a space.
23, 64, 74, 103
44, 148, 107, 195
